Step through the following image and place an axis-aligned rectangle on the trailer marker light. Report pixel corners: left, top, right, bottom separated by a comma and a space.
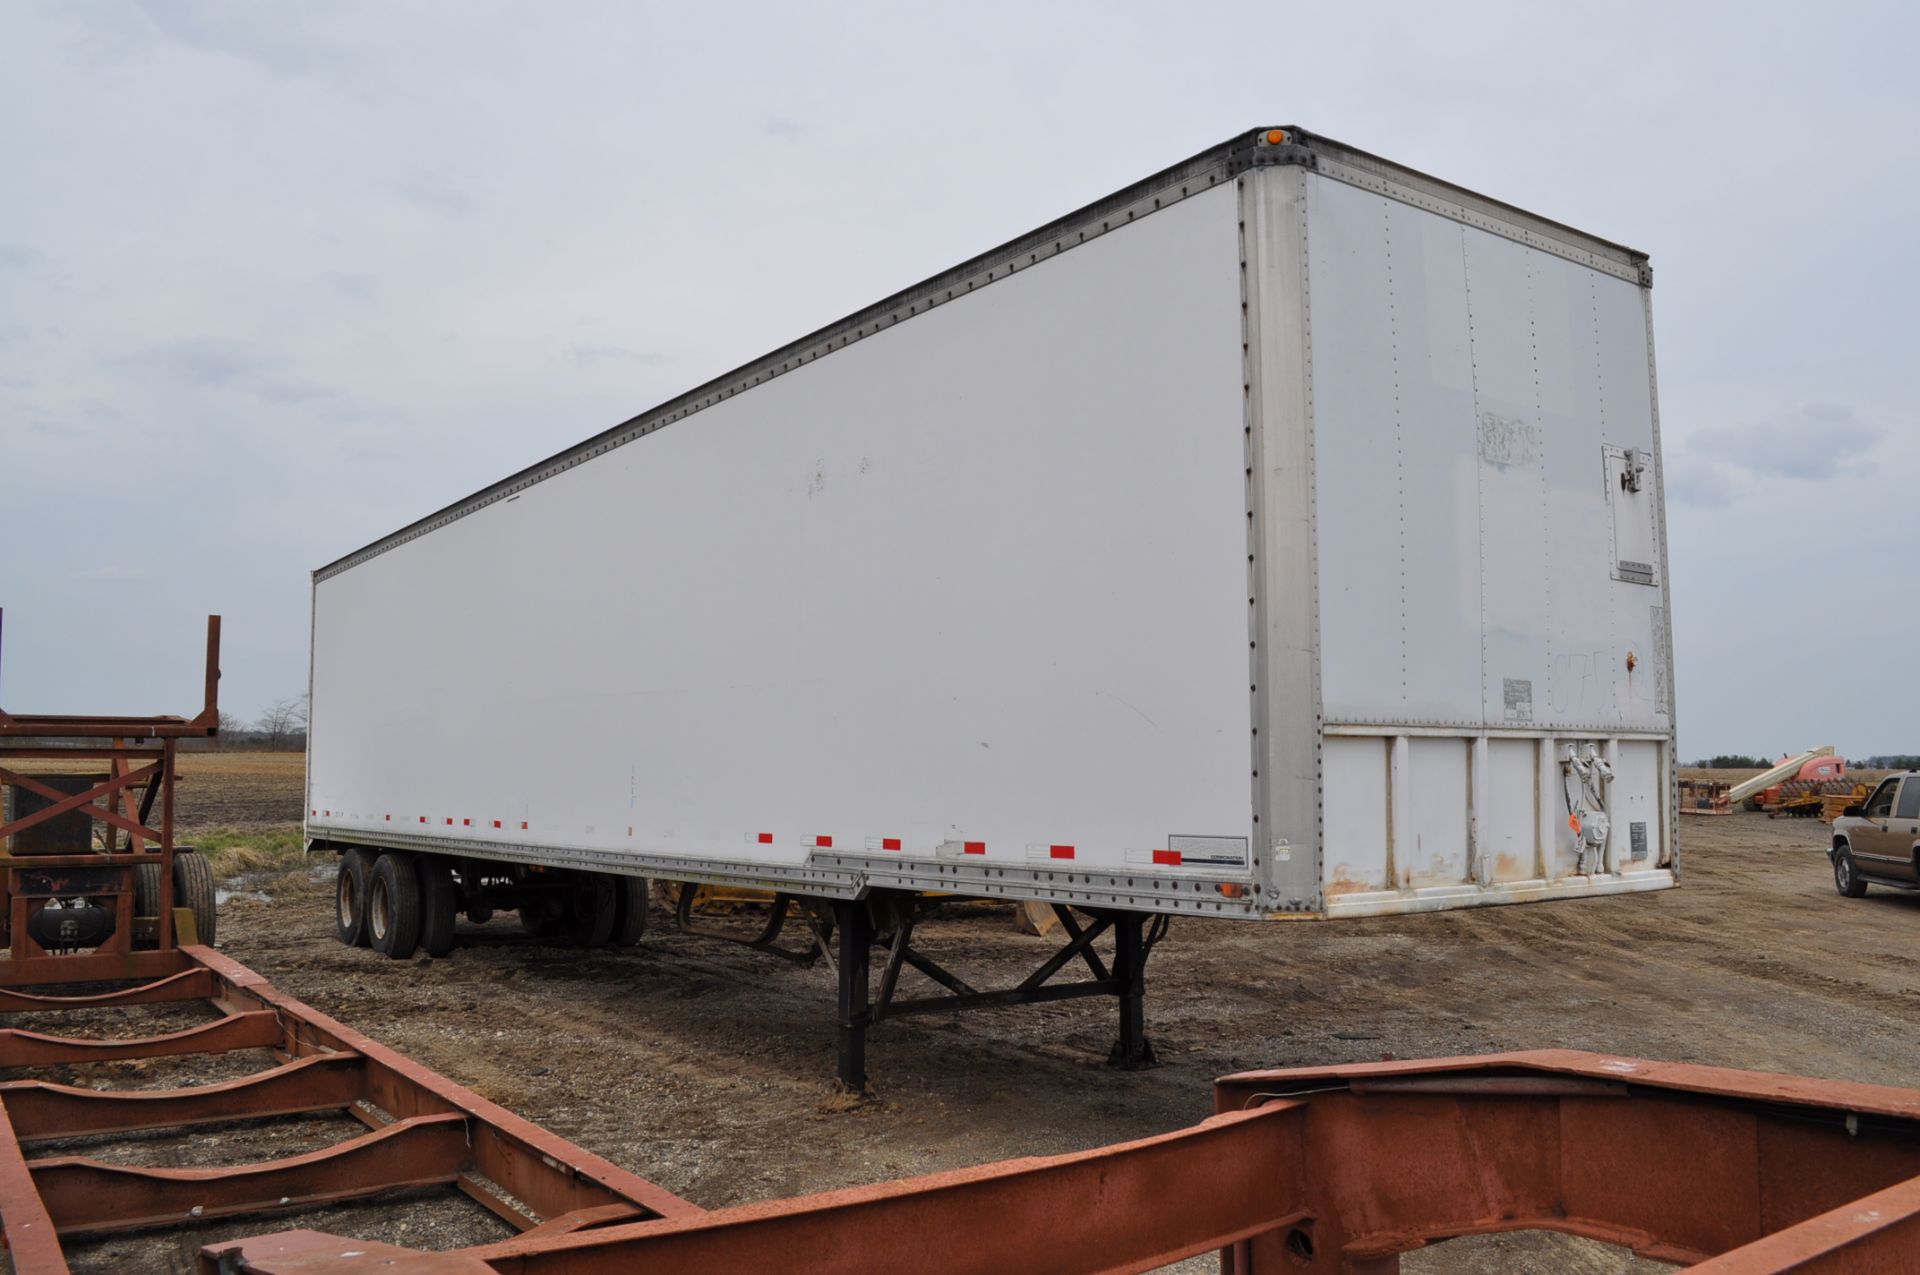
1263, 129, 1288, 145
520, 821, 529, 830
445, 818, 453, 826
1218, 882, 1246, 898
1152, 849, 1182, 866
419, 816, 427, 824
493, 820, 501, 828
463, 818, 471, 826
964, 841, 986, 855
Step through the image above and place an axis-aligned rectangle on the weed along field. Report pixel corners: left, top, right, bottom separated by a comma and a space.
63, 751, 1913, 1271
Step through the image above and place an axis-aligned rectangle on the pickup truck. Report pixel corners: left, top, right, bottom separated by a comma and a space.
1830, 772, 1920, 896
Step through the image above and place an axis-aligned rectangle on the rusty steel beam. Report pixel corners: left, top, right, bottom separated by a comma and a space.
0, 1073, 66, 1274
0, 1009, 282, 1066
30, 1112, 473, 1235
0, 965, 214, 1013
184, 944, 701, 1227
200, 1051, 1920, 1275
1, 1053, 367, 1142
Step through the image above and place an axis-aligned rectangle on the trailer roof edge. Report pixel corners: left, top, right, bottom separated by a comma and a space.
314, 126, 1649, 582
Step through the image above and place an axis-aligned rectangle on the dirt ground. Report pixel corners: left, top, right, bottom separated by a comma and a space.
15, 755, 1920, 1272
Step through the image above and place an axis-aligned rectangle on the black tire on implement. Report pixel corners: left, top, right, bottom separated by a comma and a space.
172, 847, 217, 945
337, 847, 374, 946
132, 863, 165, 948
369, 852, 422, 959
611, 874, 649, 947
417, 857, 459, 957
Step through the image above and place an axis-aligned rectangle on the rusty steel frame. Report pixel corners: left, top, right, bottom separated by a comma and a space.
0, 611, 226, 982
185, 1049, 1920, 1274
0, 943, 699, 1272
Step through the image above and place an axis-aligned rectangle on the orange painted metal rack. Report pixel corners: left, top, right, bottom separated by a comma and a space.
0, 610, 224, 983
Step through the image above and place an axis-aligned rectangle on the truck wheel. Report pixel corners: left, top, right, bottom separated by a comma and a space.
567, 875, 616, 947
172, 848, 218, 945
368, 853, 422, 958
417, 857, 459, 957
1833, 848, 1868, 898
611, 875, 649, 947
337, 848, 374, 946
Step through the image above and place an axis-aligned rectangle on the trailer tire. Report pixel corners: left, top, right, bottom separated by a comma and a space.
172, 848, 217, 945
611, 875, 649, 947
337, 848, 374, 946
368, 853, 422, 958
574, 875, 618, 948
417, 857, 459, 957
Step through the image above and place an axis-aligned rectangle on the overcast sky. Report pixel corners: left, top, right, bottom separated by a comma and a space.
3, 1, 1915, 760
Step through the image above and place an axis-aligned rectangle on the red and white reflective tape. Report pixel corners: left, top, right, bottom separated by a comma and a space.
1127, 848, 1183, 866
810, 835, 834, 849
1026, 843, 1075, 862
864, 836, 904, 852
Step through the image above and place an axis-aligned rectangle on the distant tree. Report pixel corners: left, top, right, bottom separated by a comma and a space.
215, 710, 243, 748
1702, 754, 1769, 769
256, 698, 307, 750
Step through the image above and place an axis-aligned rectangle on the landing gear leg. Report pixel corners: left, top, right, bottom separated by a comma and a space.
1108, 911, 1158, 1070
834, 898, 873, 1093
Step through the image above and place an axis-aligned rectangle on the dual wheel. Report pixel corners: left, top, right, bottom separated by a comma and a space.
133, 848, 218, 946
336, 849, 647, 959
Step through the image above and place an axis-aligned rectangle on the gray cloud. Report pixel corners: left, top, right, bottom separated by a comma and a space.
764, 117, 807, 142
128, 0, 363, 85
325, 272, 378, 301
125, 339, 271, 386
569, 344, 672, 369
0, 243, 35, 270
1687, 403, 1882, 484
394, 171, 472, 219
1664, 462, 1733, 509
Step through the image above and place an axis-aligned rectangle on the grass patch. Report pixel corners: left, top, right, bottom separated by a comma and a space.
187, 826, 307, 876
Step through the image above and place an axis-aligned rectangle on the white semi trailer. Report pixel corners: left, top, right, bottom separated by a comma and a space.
308, 126, 1675, 1084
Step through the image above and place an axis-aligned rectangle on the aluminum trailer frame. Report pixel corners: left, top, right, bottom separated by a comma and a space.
191, 1050, 1920, 1273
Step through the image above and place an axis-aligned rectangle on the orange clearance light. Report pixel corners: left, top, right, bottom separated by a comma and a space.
1264, 129, 1288, 145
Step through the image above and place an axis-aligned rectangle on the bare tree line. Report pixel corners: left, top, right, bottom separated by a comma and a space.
203, 695, 309, 751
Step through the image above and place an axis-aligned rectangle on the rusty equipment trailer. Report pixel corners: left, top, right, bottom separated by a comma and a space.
0, 965, 1912, 1270
184, 1051, 1920, 1272
0, 611, 223, 979
0, 944, 696, 1272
